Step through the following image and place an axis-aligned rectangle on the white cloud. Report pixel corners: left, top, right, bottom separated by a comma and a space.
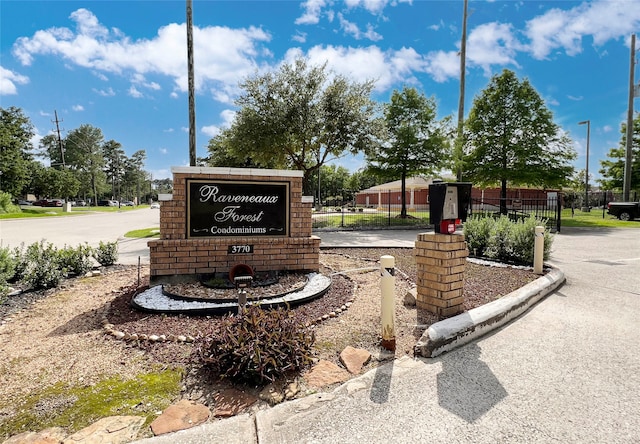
567, 95, 584, 101
0, 66, 29, 95
159, 148, 168, 155
295, 0, 328, 25
93, 87, 115, 96
292, 31, 307, 43
163, 128, 175, 133
344, 0, 388, 15
12, 8, 271, 98
287, 45, 425, 92
466, 22, 522, 75
201, 125, 220, 138
338, 13, 383, 41
128, 86, 143, 98
524, 1, 640, 60
424, 50, 459, 83
72, 104, 84, 111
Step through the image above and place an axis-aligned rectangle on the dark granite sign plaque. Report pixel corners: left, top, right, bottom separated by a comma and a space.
187, 179, 289, 238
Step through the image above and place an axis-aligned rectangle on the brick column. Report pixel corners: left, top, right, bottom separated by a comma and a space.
414, 232, 468, 318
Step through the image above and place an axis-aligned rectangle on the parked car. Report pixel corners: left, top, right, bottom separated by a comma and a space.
607, 202, 640, 221
150, 202, 160, 209
98, 200, 119, 207
121, 201, 135, 206
17, 199, 33, 206
75, 200, 87, 207
34, 199, 49, 206
45, 199, 64, 207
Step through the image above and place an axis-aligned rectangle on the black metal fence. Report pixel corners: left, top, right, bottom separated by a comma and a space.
469, 196, 562, 232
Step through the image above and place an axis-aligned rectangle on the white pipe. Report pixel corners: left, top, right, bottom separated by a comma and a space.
534, 226, 544, 274
380, 255, 396, 351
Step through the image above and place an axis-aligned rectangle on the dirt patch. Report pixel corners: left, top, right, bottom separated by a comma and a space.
0, 248, 540, 434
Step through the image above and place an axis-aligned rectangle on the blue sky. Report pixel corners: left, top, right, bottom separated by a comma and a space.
1, 0, 639, 182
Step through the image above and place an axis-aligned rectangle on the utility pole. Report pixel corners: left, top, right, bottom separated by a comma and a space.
187, 0, 196, 166
53, 110, 65, 168
623, 33, 636, 202
455, 0, 469, 181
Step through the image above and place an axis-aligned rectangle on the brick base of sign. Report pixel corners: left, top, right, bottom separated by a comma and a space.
414, 232, 468, 318
147, 167, 320, 286
148, 236, 320, 285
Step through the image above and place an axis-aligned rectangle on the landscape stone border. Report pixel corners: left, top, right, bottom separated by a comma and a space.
415, 265, 565, 358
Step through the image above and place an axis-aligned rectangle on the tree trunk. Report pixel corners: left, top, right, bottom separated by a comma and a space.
500, 178, 508, 215
400, 171, 407, 218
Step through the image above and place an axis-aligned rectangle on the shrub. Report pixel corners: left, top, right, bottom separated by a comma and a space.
197, 305, 315, 385
483, 215, 514, 262
10, 244, 28, 282
464, 215, 552, 265
60, 244, 95, 276
0, 246, 17, 283
23, 240, 64, 289
93, 241, 118, 266
0, 191, 20, 214
463, 216, 493, 257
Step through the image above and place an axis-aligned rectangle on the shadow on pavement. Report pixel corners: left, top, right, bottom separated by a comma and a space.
436, 343, 507, 422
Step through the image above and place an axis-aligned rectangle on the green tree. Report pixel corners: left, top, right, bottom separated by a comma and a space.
123, 149, 146, 203
0, 107, 35, 197
206, 58, 383, 195
598, 113, 639, 192
64, 125, 107, 205
464, 70, 575, 213
345, 169, 380, 192
366, 86, 450, 218
39, 133, 66, 168
103, 140, 125, 200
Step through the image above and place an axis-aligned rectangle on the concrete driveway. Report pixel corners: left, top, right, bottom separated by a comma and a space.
131, 227, 640, 444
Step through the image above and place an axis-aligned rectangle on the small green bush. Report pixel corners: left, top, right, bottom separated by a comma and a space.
463, 216, 493, 257
60, 244, 94, 276
23, 240, 65, 289
92, 241, 118, 266
0, 191, 20, 214
464, 215, 552, 265
0, 246, 17, 283
198, 305, 315, 385
10, 244, 28, 282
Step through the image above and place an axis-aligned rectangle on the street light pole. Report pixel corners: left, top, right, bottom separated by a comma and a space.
578, 120, 591, 212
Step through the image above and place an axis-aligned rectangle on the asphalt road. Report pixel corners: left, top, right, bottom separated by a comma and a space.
0, 208, 160, 264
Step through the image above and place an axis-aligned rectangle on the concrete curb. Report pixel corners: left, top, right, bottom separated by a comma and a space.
415, 265, 565, 358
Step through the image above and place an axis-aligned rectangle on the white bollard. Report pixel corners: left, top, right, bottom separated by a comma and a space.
534, 226, 544, 274
380, 255, 396, 351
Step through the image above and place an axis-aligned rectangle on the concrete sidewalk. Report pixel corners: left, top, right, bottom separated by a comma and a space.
133, 228, 640, 443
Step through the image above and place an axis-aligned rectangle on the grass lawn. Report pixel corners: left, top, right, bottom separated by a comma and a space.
560, 208, 640, 228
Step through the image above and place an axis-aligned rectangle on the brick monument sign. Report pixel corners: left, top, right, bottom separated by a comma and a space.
147, 167, 320, 285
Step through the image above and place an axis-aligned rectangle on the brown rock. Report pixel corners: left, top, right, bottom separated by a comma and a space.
3, 427, 66, 444
404, 288, 417, 306
259, 382, 285, 405
305, 360, 350, 388
339, 346, 372, 374
63, 416, 145, 443
150, 399, 210, 436
212, 388, 258, 417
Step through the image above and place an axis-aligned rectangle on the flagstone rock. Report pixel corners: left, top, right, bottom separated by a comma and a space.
3, 427, 66, 444
63, 415, 145, 444
305, 360, 350, 388
150, 399, 210, 436
339, 346, 371, 374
